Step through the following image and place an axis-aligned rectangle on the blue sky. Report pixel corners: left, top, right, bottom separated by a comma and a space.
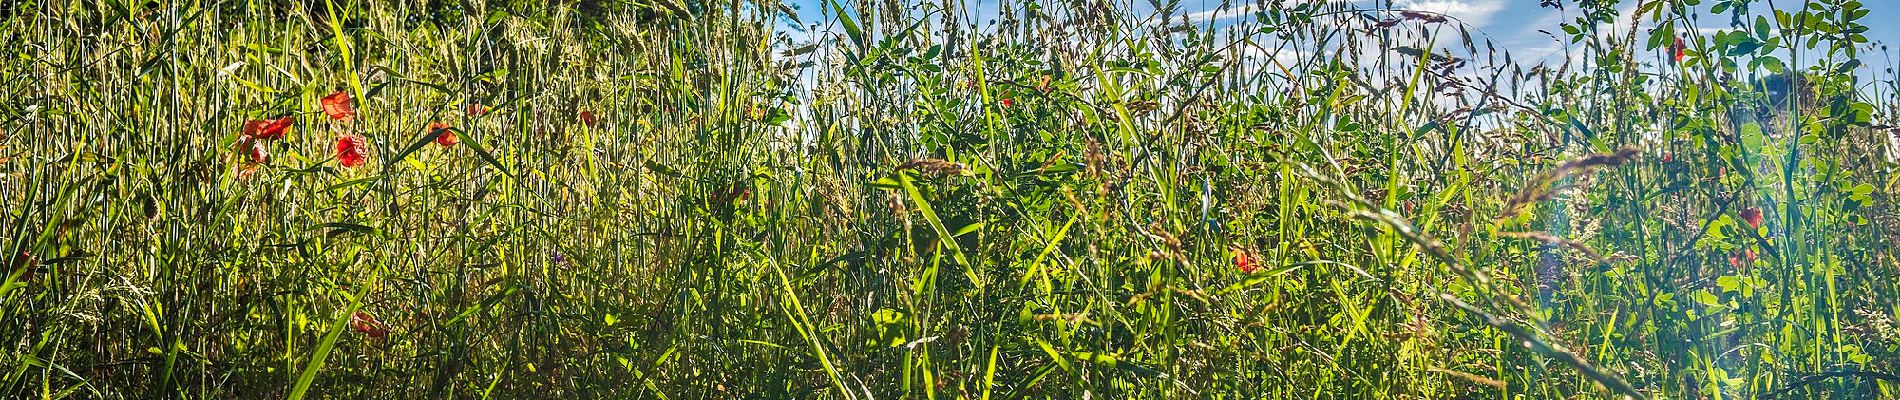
779, 0, 1899, 93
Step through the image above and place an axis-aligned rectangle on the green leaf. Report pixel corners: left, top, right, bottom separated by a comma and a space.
763, 108, 793, 126
400, 78, 456, 96
446, 285, 518, 327
644, 161, 683, 178
980, 345, 1001, 400
1693, 290, 1721, 307
1728, 39, 1761, 56
1033, 338, 1072, 371
392, 127, 452, 164
868, 176, 902, 189
1717, 275, 1741, 293
897, 171, 976, 286
323, 174, 382, 192
1741, 122, 1764, 151
229, 75, 277, 93
290, 302, 359, 400
459, 130, 513, 178
952, 221, 985, 237
1567, 115, 1597, 139
828, 0, 864, 51
1070, 351, 1162, 377
315, 222, 384, 238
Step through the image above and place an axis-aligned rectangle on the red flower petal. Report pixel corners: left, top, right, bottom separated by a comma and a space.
1235, 249, 1259, 274
349, 311, 388, 339
1740, 207, 1764, 229
236, 162, 262, 178
242, 120, 267, 138
1670, 37, 1686, 63
335, 135, 368, 168
578, 110, 599, 127
321, 91, 356, 122
254, 116, 294, 140
430, 122, 458, 147
236, 136, 268, 164
466, 103, 488, 116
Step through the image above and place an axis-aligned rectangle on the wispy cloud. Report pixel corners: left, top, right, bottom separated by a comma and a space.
1392, 0, 1507, 27
1176, 3, 1273, 25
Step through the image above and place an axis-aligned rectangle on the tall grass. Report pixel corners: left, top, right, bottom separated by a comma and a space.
1, 0, 1897, 398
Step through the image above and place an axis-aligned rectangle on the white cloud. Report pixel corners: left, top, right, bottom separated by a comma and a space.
1176, 3, 1273, 25
1392, 0, 1506, 27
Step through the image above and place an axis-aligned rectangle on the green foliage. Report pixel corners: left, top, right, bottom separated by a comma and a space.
0, 0, 1898, 398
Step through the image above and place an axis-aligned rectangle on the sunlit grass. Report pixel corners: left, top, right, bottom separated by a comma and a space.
1, 0, 1897, 398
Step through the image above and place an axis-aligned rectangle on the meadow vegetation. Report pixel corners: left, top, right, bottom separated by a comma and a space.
2, 0, 1899, 398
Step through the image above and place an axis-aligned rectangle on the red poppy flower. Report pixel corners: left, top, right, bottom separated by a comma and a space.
578, 110, 599, 127
1660, 152, 1672, 163
320, 91, 355, 122
236, 136, 268, 164
242, 120, 267, 138
430, 122, 458, 147
1235, 248, 1259, 274
259, 117, 294, 140
1740, 207, 1764, 229
349, 311, 388, 339
1729, 248, 1758, 268
335, 134, 368, 168
242, 116, 294, 141
1001, 98, 1013, 108
465, 103, 488, 116
1670, 37, 1686, 63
